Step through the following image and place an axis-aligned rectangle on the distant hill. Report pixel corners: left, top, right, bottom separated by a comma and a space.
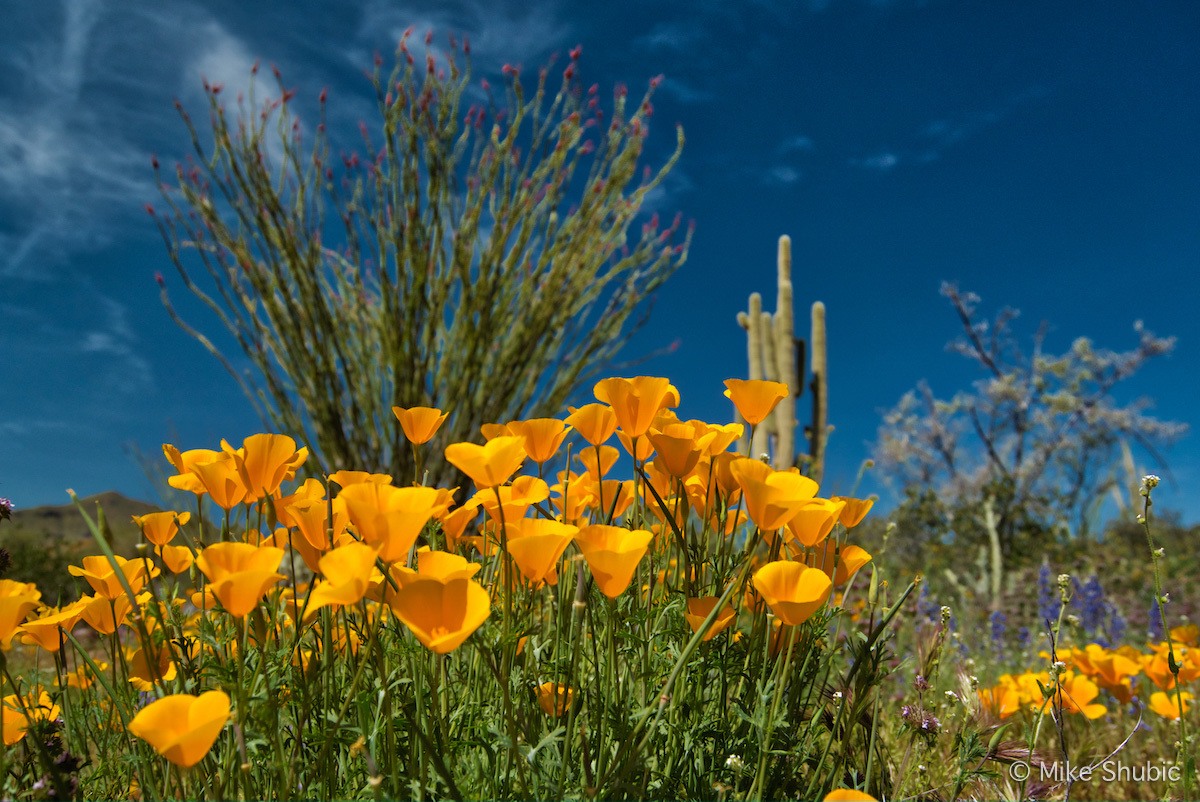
5, 491, 161, 554
0, 492, 163, 603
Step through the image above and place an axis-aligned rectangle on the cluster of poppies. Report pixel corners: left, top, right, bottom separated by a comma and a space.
977, 627, 1200, 723
2, 377, 877, 773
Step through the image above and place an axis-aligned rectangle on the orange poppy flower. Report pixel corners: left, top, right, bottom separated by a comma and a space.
228, 433, 307, 502
445, 436, 527, 489
785, 498, 846, 548
194, 543, 285, 618
162, 445, 221, 496
752, 561, 832, 626
157, 544, 196, 575
132, 511, 191, 547
338, 483, 442, 563
68, 555, 158, 600
2, 691, 60, 746
536, 682, 574, 716
189, 453, 248, 510
593, 377, 679, 439
812, 544, 873, 585
78, 592, 143, 635
574, 525, 655, 598
393, 406, 450, 445
729, 458, 819, 531
504, 519, 578, 585
473, 476, 549, 525
127, 690, 230, 768
19, 600, 88, 652
508, 418, 572, 464
391, 576, 491, 654
685, 597, 737, 641
823, 790, 877, 802
830, 496, 875, 529
1149, 690, 1192, 720
307, 542, 379, 613
0, 581, 42, 649
565, 404, 618, 447
723, 379, 789, 426
647, 424, 702, 478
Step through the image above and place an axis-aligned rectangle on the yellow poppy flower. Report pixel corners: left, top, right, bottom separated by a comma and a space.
127, 690, 231, 768
830, 496, 874, 529
647, 424, 702, 478
445, 436, 527, 489
189, 453, 248, 510
307, 542, 379, 613
229, 433, 308, 501
1149, 690, 1192, 720
162, 445, 221, 496
824, 790, 877, 801
785, 498, 846, 548
19, 600, 88, 652
1, 691, 59, 746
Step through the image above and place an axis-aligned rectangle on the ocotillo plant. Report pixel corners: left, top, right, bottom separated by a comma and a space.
150, 36, 691, 489
735, 236, 828, 476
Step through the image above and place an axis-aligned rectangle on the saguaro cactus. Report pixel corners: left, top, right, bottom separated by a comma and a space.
809, 300, 829, 484
735, 236, 798, 469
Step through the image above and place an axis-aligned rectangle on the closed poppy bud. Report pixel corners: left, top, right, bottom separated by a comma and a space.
127, 690, 231, 768
723, 379, 789, 426
685, 597, 737, 641
565, 404, 618, 446
445, 436, 527, 489
132, 511, 191, 546
593, 377, 679, 439
394, 406, 450, 445
392, 576, 491, 654
752, 561, 832, 626
574, 525, 654, 598
536, 681, 574, 716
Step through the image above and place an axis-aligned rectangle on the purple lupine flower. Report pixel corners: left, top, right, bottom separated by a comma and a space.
989, 610, 1008, 653
1037, 564, 1060, 624
1149, 599, 1165, 641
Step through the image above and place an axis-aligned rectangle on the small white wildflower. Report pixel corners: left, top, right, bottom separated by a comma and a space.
1141, 474, 1161, 495
833, 691, 843, 700
1137, 514, 1147, 524
945, 690, 959, 702
1162, 593, 1171, 605
968, 675, 979, 689
725, 754, 744, 772
1057, 573, 1071, 588
1067, 614, 1080, 627
940, 605, 952, 623
1155, 547, 1165, 558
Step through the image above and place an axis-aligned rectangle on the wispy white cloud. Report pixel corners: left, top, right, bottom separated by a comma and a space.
660, 77, 714, 105
632, 22, 706, 54
849, 86, 1049, 172
851, 151, 899, 171
763, 165, 802, 185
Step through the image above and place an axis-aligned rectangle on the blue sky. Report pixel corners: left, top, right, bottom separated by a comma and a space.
2, 0, 1197, 524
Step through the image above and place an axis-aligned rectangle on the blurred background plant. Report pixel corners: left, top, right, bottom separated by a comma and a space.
151, 33, 690, 487
873, 281, 1185, 574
